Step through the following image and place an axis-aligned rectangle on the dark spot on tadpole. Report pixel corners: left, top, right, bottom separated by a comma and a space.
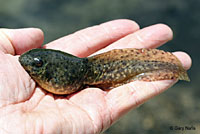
125, 55, 129, 58
121, 61, 127, 66
120, 55, 124, 58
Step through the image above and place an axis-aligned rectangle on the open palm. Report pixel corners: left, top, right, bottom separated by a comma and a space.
0, 20, 191, 134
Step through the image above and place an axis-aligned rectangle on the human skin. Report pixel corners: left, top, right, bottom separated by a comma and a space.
0, 19, 191, 134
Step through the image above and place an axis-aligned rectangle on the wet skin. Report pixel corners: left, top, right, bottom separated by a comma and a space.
19, 48, 190, 95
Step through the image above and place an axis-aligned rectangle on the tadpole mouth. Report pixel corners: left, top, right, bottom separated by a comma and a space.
19, 54, 34, 75
19, 54, 27, 66
18, 53, 33, 68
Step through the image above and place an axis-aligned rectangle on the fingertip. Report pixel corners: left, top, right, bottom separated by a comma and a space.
140, 23, 173, 45
155, 23, 173, 41
173, 51, 192, 70
141, 23, 173, 47
14, 28, 44, 54
27, 28, 44, 43
1, 28, 44, 55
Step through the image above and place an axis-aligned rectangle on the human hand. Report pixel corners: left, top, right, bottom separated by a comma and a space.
0, 20, 191, 134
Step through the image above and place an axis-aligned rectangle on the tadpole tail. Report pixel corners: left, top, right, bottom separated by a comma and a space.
178, 68, 190, 81
85, 48, 190, 88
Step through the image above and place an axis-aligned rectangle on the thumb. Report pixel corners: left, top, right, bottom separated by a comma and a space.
0, 28, 44, 55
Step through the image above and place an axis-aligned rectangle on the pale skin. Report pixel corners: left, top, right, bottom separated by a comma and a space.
0, 19, 191, 134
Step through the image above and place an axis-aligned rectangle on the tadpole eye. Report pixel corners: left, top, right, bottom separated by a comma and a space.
33, 57, 43, 67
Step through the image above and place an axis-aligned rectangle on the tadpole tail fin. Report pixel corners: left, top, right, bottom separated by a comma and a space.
178, 69, 190, 82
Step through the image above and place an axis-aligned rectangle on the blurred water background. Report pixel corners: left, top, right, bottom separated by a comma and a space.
0, 0, 199, 133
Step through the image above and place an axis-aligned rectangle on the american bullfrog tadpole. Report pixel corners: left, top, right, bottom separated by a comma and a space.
19, 48, 190, 95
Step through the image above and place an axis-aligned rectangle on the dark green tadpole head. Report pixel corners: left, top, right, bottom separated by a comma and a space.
19, 48, 88, 95
19, 49, 47, 76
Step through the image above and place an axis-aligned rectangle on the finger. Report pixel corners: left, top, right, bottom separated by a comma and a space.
45, 19, 140, 57
95, 24, 173, 54
0, 28, 44, 55
173, 52, 192, 70
107, 80, 176, 122
106, 51, 191, 121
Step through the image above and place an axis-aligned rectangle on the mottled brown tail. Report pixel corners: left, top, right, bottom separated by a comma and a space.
86, 48, 190, 89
